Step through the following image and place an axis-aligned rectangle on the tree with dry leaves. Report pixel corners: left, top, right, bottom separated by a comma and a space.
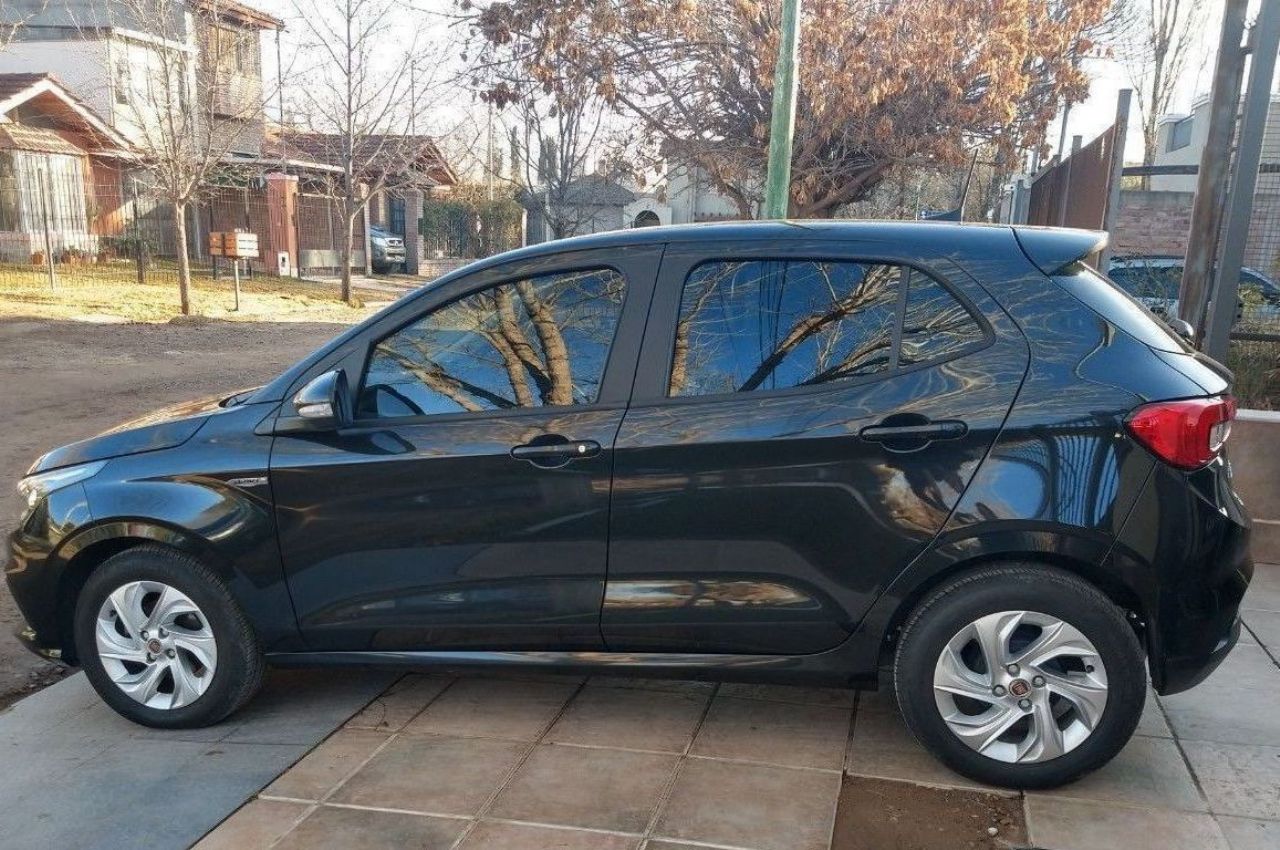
463, 0, 1110, 218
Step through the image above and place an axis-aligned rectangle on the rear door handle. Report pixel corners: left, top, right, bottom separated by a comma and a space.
511, 437, 602, 467
860, 421, 968, 442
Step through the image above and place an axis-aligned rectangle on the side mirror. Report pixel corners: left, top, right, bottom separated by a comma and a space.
1166, 317, 1196, 343
275, 370, 352, 434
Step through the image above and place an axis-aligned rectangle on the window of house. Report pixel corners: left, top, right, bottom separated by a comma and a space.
359, 268, 627, 418
0, 153, 20, 231
668, 259, 982, 397
234, 30, 258, 74
114, 58, 130, 105
1167, 117, 1193, 152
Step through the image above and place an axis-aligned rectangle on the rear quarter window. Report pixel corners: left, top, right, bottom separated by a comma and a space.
1052, 263, 1192, 353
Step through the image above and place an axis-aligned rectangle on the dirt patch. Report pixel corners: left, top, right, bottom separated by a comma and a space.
0, 313, 368, 707
832, 776, 1030, 850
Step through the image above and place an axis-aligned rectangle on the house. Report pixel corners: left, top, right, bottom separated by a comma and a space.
520, 174, 665, 244
1105, 93, 1280, 271
0, 72, 136, 263
518, 163, 748, 245
264, 130, 459, 275
0, 0, 283, 156
1151, 92, 1280, 194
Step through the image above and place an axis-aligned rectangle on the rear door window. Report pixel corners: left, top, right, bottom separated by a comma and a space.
668, 259, 984, 396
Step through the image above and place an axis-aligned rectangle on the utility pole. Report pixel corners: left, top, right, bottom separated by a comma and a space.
1178, 0, 1248, 335
1203, 0, 1280, 362
763, 0, 802, 219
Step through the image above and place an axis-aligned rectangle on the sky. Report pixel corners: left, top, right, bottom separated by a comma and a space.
254, 0, 1254, 171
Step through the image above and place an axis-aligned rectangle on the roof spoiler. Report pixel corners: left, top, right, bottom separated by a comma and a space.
1012, 227, 1109, 275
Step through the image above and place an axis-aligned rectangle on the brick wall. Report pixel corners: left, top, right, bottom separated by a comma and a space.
1113, 189, 1280, 275
1112, 190, 1194, 259
417, 257, 469, 281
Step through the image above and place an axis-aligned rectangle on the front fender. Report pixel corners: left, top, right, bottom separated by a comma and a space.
66, 405, 304, 652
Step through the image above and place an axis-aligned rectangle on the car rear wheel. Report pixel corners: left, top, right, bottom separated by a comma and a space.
74, 545, 265, 728
893, 564, 1146, 789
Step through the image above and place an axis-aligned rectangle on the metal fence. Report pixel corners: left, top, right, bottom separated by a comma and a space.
0, 165, 378, 298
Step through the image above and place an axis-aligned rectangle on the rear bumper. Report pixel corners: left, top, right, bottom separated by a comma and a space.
1111, 458, 1253, 695
1159, 613, 1242, 695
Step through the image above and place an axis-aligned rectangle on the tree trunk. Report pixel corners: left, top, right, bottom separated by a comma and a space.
172, 200, 192, 316
341, 212, 355, 304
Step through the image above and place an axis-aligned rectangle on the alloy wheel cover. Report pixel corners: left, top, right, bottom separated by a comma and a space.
932, 610, 1108, 764
95, 580, 218, 710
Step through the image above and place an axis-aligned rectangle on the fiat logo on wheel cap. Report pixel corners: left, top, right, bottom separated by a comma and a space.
1009, 679, 1031, 697
146, 638, 163, 655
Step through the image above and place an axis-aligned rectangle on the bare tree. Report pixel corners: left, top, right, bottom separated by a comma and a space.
99, 0, 283, 314
1116, 0, 1211, 165
480, 52, 632, 241
287, 0, 446, 303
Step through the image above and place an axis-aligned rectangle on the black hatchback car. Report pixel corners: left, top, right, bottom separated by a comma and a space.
7, 222, 1251, 788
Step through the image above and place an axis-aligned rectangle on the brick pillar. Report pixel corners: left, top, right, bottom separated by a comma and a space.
404, 188, 424, 275
265, 173, 299, 277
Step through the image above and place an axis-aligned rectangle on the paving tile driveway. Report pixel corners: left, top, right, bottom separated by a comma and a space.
195, 568, 1280, 850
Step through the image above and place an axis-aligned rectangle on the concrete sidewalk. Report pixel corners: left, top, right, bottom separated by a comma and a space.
0, 668, 393, 850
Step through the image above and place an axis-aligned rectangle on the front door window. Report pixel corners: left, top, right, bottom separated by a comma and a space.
359, 267, 627, 418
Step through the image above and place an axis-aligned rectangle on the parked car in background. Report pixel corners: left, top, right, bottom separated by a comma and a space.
1107, 255, 1280, 327
8, 222, 1251, 790
369, 225, 406, 274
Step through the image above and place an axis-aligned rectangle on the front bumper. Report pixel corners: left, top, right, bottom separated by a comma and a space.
5, 481, 93, 665
15, 625, 65, 663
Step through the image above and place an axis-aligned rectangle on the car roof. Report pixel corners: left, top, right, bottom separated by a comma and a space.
446, 220, 1102, 278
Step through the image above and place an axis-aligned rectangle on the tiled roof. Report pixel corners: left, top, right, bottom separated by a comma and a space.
0, 124, 85, 155
266, 131, 457, 185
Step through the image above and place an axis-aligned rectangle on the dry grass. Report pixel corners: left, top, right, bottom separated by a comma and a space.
0, 261, 396, 324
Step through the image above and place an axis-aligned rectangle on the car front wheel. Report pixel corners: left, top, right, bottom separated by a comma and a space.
893, 564, 1146, 789
74, 545, 264, 728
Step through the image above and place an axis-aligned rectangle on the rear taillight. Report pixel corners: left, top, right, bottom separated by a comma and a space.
1125, 396, 1237, 470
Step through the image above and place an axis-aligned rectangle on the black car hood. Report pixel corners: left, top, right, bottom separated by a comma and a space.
28, 393, 230, 475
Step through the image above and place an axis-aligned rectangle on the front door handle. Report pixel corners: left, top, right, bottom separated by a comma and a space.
860, 415, 968, 452
510, 436, 602, 467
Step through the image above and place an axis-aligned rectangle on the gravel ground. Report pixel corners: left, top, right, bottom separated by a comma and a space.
0, 315, 365, 707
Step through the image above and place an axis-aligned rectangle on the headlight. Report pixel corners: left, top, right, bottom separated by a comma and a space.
17, 461, 106, 512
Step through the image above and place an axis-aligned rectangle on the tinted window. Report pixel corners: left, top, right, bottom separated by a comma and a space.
899, 271, 985, 365
1054, 264, 1191, 353
1108, 262, 1180, 300
669, 259, 978, 397
360, 268, 626, 417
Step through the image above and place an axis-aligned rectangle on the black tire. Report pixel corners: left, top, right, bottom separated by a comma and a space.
74, 545, 265, 729
893, 564, 1146, 789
